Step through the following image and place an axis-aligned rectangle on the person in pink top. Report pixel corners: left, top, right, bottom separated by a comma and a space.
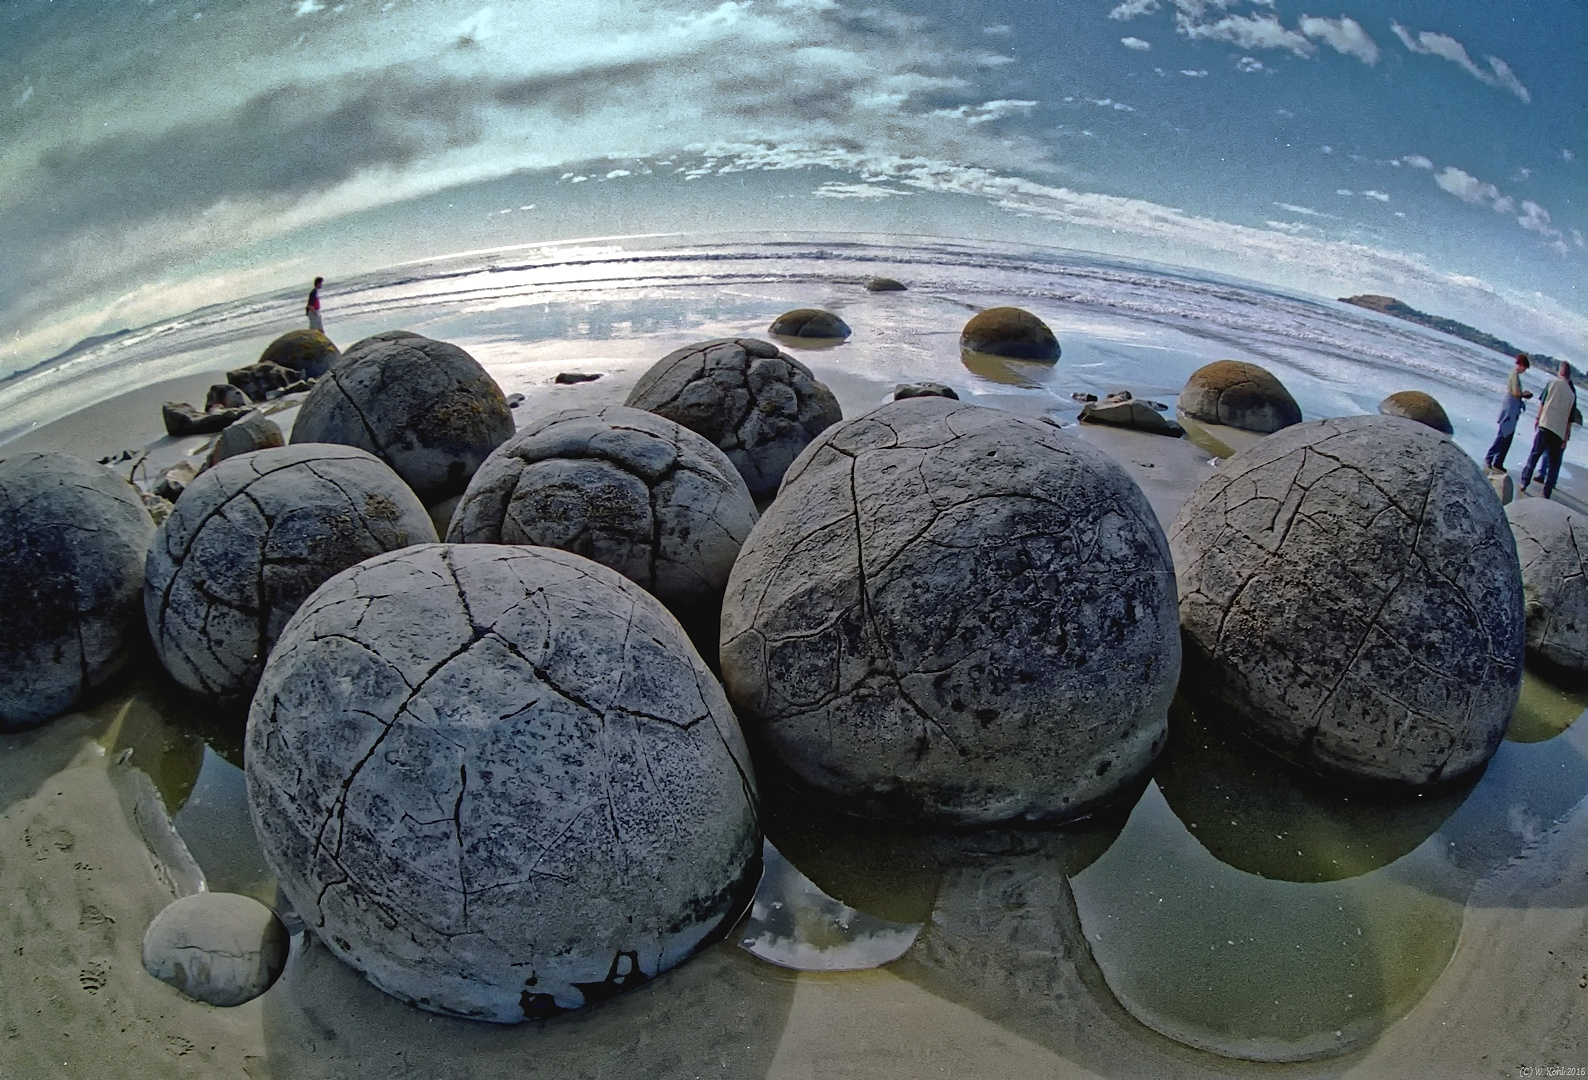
306, 276, 324, 333
1520, 360, 1577, 499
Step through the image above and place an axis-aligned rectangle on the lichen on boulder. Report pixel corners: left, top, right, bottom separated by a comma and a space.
259, 329, 339, 378
959, 307, 1060, 362
1378, 390, 1454, 435
1178, 360, 1302, 434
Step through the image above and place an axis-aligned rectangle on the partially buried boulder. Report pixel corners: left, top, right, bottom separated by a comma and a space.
865, 277, 906, 293
720, 397, 1180, 825
1507, 499, 1588, 672
163, 402, 251, 437
207, 412, 284, 467
290, 334, 515, 501
1379, 390, 1454, 435
446, 405, 757, 619
0, 452, 156, 729
959, 307, 1060, 362
625, 338, 843, 500
769, 308, 851, 340
227, 361, 298, 404
246, 544, 761, 1021
1178, 360, 1301, 434
142, 893, 288, 1007
1080, 398, 1184, 437
145, 444, 436, 702
894, 382, 958, 401
1170, 414, 1523, 787
205, 384, 249, 412
259, 329, 339, 378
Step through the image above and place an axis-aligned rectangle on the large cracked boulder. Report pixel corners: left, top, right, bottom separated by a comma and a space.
720, 397, 1180, 825
1171, 415, 1523, 787
1378, 390, 1454, 435
445, 406, 757, 618
625, 338, 842, 500
290, 334, 515, 501
1178, 360, 1302, 434
959, 307, 1059, 362
246, 544, 761, 1022
145, 445, 436, 702
1507, 499, 1588, 672
0, 452, 156, 729
259, 329, 339, 378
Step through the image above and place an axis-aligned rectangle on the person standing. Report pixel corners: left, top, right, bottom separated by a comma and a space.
1484, 354, 1533, 471
1521, 360, 1576, 499
306, 276, 325, 333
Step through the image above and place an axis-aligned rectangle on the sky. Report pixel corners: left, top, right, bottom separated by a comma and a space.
1, 0, 1583, 377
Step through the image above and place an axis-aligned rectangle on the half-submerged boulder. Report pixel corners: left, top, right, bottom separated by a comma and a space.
959, 307, 1060, 362
720, 397, 1180, 825
0, 452, 156, 728
769, 308, 851, 340
259, 329, 339, 378
865, 277, 907, 292
1507, 499, 1588, 672
1170, 415, 1523, 787
1178, 360, 1301, 434
1378, 390, 1454, 435
247, 544, 761, 1021
625, 338, 843, 500
1080, 398, 1184, 436
894, 382, 959, 401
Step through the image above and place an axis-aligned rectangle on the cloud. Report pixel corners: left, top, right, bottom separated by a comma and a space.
294, 0, 325, 14
1564, 149, 1576, 163
1400, 154, 1434, 170
1109, 0, 1161, 21
1362, 190, 1389, 202
982, 23, 1011, 35
1265, 220, 1312, 234
1335, 189, 1353, 196
1275, 202, 1332, 218
1177, 12, 1313, 57
1430, 166, 1570, 253
1121, 36, 1152, 50
1391, 22, 1530, 102
1235, 56, 1265, 73
1434, 166, 1505, 207
1297, 15, 1379, 64
1180, 69, 1208, 77
931, 99, 1039, 124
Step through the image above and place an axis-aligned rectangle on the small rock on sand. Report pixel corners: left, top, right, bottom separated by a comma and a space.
142, 892, 289, 1007
959, 307, 1060, 362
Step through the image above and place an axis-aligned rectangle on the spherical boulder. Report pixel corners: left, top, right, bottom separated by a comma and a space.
446, 406, 757, 616
720, 397, 1180, 825
1170, 414, 1523, 787
338, 329, 426, 368
625, 338, 843, 500
142, 892, 289, 1007
959, 307, 1059, 362
289, 334, 515, 501
1507, 499, 1588, 671
0, 452, 156, 729
865, 277, 907, 293
1178, 360, 1301, 434
247, 544, 761, 1021
207, 412, 284, 467
259, 329, 339, 378
769, 308, 851, 340
145, 444, 436, 702
1378, 390, 1454, 435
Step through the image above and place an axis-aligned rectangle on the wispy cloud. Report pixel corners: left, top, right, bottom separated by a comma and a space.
1390, 22, 1530, 102
1235, 56, 1265, 73
931, 99, 1039, 124
1431, 165, 1571, 253
1275, 202, 1332, 218
1400, 154, 1434, 170
1109, 0, 1161, 21
1363, 190, 1389, 202
1178, 12, 1312, 57
1297, 15, 1379, 64
1121, 36, 1152, 50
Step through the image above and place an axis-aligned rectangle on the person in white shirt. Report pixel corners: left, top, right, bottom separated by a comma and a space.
1520, 360, 1577, 499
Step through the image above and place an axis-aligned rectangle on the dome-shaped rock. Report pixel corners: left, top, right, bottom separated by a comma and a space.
247, 544, 761, 1021
893, 382, 959, 401
769, 308, 851, 340
1170, 414, 1523, 787
338, 329, 427, 369
720, 397, 1180, 825
959, 307, 1060, 362
865, 277, 907, 293
625, 338, 842, 500
446, 406, 757, 617
207, 412, 284, 467
142, 892, 289, 1007
259, 329, 339, 378
290, 334, 515, 501
1378, 390, 1454, 435
0, 452, 156, 729
1178, 360, 1302, 434
146, 444, 436, 701
1507, 499, 1588, 672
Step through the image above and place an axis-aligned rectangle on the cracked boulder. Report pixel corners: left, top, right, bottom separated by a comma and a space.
1378, 390, 1454, 435
719, 397, 1180, 826
446, 406, 757, 619
0, 452, 157, 729
142, 892, 289, 1007
289, 334, 515, 501
625, 338, 843, 500
1507, 498, 1588, 672
145, 444, 436, 702
1170, 414, 1523, 787
246, 543, 762, 1021
1178, 360, 1302, 434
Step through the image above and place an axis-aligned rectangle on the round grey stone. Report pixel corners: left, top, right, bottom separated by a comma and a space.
720, 397, 1180, 826
446, 406, 757, 615
1178, 360, 1302, 434
246, 544, 761, 1022
1170, 414, 1523, 787
142, 892, 289, 1007
1507, 498, 1588, 671
0, 452, 155, 729
145, 444, 436, 702
290, 334, 515, 501
769, 308, 851, 340
625, 338, 843, 500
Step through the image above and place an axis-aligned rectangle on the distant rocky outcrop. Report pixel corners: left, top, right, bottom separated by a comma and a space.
1340, 295, 1561, 374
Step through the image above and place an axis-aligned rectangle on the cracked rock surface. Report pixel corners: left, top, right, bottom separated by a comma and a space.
1177, 360, 1302, 434
246, 543, 761, 1022
0, 451, 156, 729
1507, 498, 1588, 671
141, 892, 289, 1007
145, 444, 436, 702
719, 398, 1180, 826
625, 338, 842, 500
446, 406, 757, 615
290, 334, 515, 501
1170, 414, 1523, 787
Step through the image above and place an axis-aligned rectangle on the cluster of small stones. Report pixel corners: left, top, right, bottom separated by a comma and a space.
1507, 498, 1588, 671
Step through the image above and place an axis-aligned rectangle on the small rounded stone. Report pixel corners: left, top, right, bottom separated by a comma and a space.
259, 329, 339, 378
959, 307, 1060, 362
893, 382, 959, 401
1378, 390, 1454, 435
1178, 360, 1302, 434
1170, 414, 1524, 787
207, 412, 284, 467
769, 308, 851, 340
1507, 498, 1588, 672
864, 277, 907, 292
142, 892, 289, 1007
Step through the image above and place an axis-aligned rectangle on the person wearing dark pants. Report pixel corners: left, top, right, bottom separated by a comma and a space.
1485, 354, 1532, 470
1521, 360, 1576, 500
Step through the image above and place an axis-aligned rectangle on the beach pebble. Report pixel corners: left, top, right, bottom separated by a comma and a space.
446, 405, 757, 618
1177, 360, 1301, 434
227, 361, 299, 404
145, 444, 435, 702
0, 452, 155, 729
1080, 398, 1185, 437
142, 893, 289, 1007
290, 334, 515, 501
626, 338, 843, 500
259, 329, 340, 378
1507, 499, 1588, 672
554, 372, 602, 385
246, 544, 761, 1021
153, 461, 198, 502
1378, 390, 1454, 435
865, 277, 907, 292
720, 397, 1179, 825
959, 307, 1060, 362
207, 412, 284, 467
894, 382, 959, 401
1491, 470, 1515, 505
769, 308, 851, 340
205, 383, 249, 411
1171, 415, 1523, 786
162, 401, 251, 437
